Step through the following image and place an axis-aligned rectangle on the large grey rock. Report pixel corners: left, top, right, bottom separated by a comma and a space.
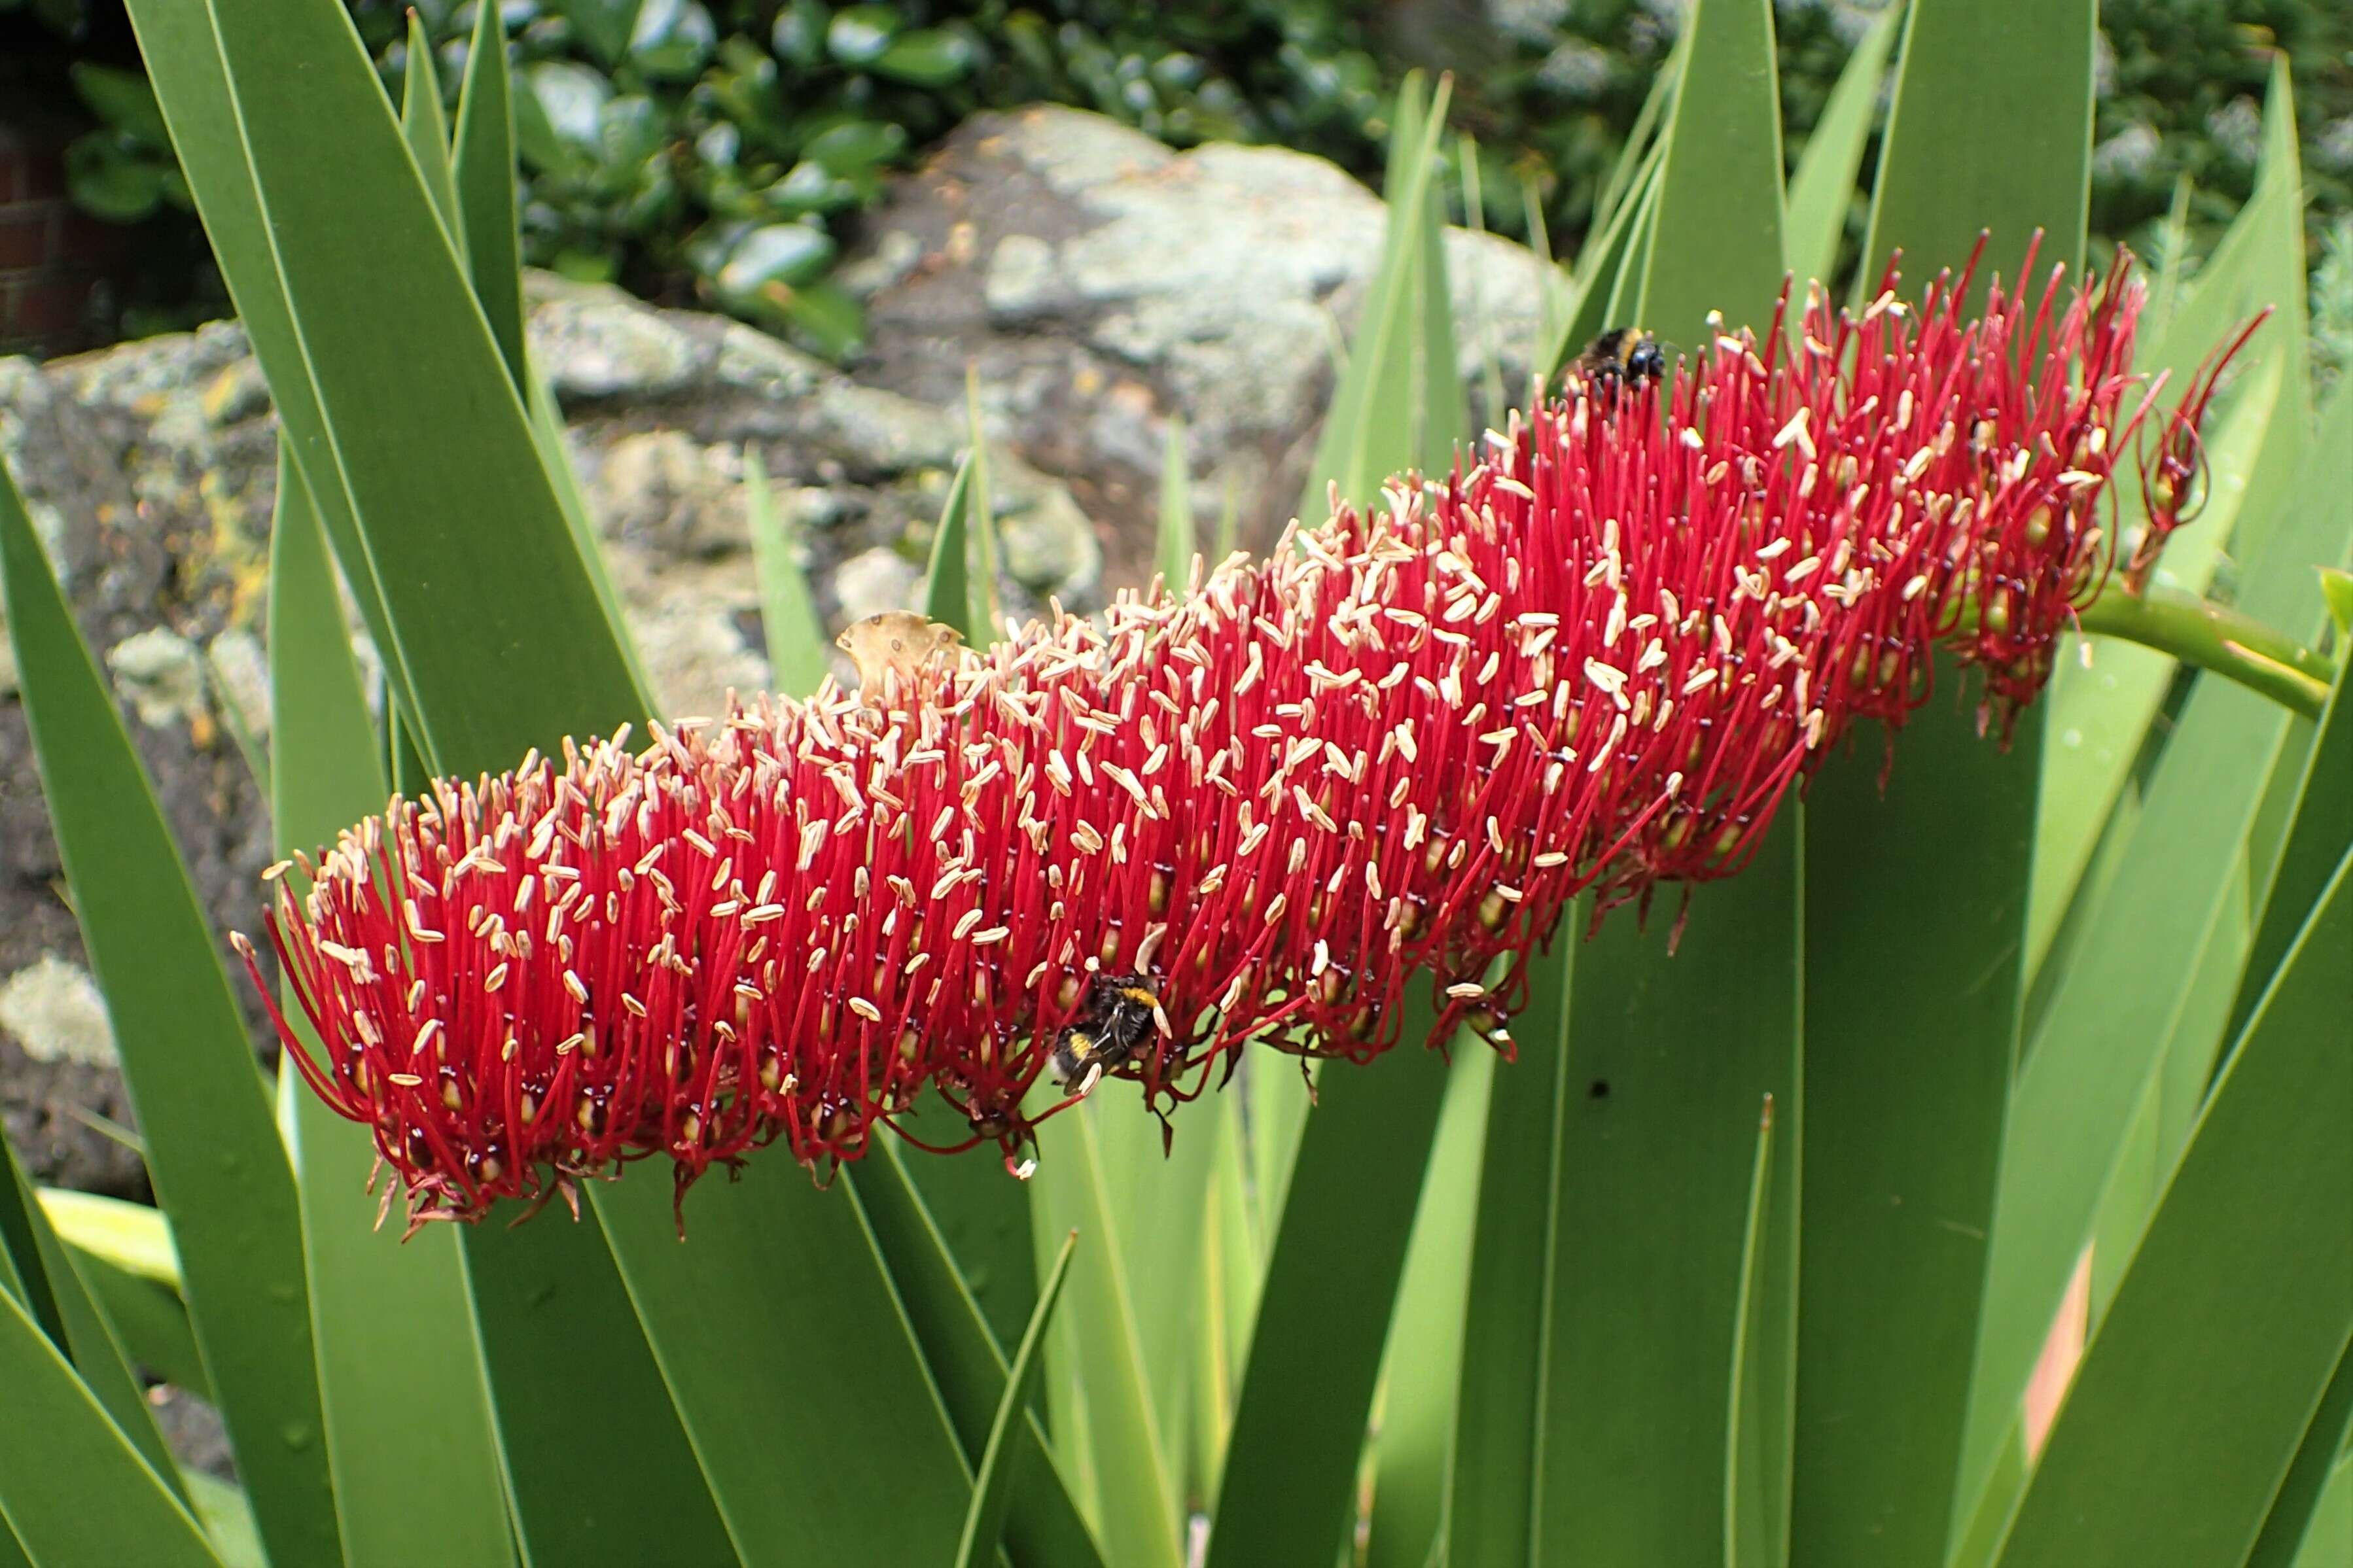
847, 105, 1553, 580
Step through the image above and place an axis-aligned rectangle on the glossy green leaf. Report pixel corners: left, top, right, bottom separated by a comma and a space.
1544, 143, 1663, 381
2028, 77, 2312, 975
1204, 1022, 1453, 1568
1364, 1047, 1494, 1568
592, 1167, 976, 1566
955, 1230, 1078, 1568
0, 1287, 222, 1568
953, 370, 1004, 641
1412, 141, 1464, 477
1990, 850, 2353, 1565
1782, 2, 1897, 294
453, 0, 528, 388
3, 1159, 185, 1494
179, 1475, 264, 1568
524, 363, 662, 712
55, 1236, 208, 1404
1962, 361, 2353, 1526
1032, 1101, 1186, 1568
33, 1189, 177, 1289
925, 456, 978, 637
268, 449, 515, 1568
125, 0, 427, 742
2291, 1459, 2353, 1568
1190, 1094, 1258, 1505
1443, 947, 1570, 1568
400, 12, 462, 242
1629, 0, 1785, 344
0, 463, 341, 1568
1157, 414, 1193, 596
1725, 1095, 1780, 1568
1589, 21, 1683, 245
1300, 72, 1454, 514
2248, 1333, 2353, 1568
456, 1218, 737, 1568
1535, 828, 1800, 1563
1457, 135, 1509, 421
1094, 1082, 1219, 1509
747, 449, 834, 696
149, 0, 643, 778
1860, 0, 2094, 305
848, 1146, 1107, 1568
2222, 391, 2353, 1049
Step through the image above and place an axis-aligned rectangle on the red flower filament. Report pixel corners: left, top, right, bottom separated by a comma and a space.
243, 249, 2236, 1228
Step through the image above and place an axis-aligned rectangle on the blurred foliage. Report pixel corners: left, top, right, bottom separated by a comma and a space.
10, 0, 2353, 355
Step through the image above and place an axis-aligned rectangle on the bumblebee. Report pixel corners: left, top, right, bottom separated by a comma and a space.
1052, 971, 1162, 1092
1574, 326, 1667, 394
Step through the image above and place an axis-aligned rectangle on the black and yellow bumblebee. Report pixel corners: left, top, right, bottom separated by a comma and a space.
1052, 971, 1162, 1090
1574, 326, 1668, 395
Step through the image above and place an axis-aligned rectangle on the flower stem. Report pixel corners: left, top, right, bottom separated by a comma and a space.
2076, 584, 2337, 720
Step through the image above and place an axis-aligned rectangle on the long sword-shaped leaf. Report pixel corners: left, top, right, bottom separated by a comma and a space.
1860, 0, 2094, 304
1031, 1102, 1186, 1568
168, 0, 642, 775
2248, 1334, 2353, 1568
452, 0, 526, 390
1960, 359, 2353, 1527
124, 0, 427, 752
1363, 1047, 1494, 1568
1782, 3, 1898, 294
269, 448, 514, 1568
1158, 415, 1194, 595
1797, 9, 2093, 1561
954, 1230, 1078, 1568
0, 467, 341, 1567
1204, 1017, 1453, 1568
925, 456, 978, 635
1990, 850, 2353, 1565
0, 1151, 183, 1499
1443, 946, 1570, 1568
2028, 71, 2312, 975
849, 1146, 1108, 1568
0, 1287, 222, 1568
399, 12, 461, 244
1629, 0, 1786, 345
1725, 1096, 1780, 1568
746, 450, 834, 698
1534, 828, 1801, 1564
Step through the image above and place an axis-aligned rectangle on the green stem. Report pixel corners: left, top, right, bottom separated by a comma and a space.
2076, 585, 2337, 720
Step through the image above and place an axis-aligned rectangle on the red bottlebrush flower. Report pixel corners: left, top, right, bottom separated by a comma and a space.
245, 247, 2230, 1228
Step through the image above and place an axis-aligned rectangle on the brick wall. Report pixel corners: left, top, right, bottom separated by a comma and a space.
0, 120, 126, 358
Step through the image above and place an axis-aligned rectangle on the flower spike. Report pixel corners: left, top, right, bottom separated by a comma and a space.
252, 251, 2244, 1227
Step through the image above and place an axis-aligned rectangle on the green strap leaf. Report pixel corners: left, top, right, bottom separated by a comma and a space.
1203, 1019, 1453, 1568
849, 1147, 1106, 1568
1157, 414, 1194, 597
399, 12, 462, 244
746, 449, 834, 698
849, 1147, 1107, 1568
1990, 850, 2353, 1565
453, 0, 527, 391
925, 455, 979, 638
1364, 1049, 1495, 1568
1630, 0, 1786, 344
0, 1287, 223, 1568
2248, 1333, 2353, 1568
1443, 950, 1570, 1568
269, 449, 515, 1568
1031, 1103, 1186, 1568
0, 463, 342, 1568
1535, 830, 1801, 1565
124, 0, 428, 742
1860, 0, 2094, 304
955, 1229, 1079, 1568
1782, 3, 1898, 294
3, 1157, 186, 1497
1725, 1096, 1780, 1568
